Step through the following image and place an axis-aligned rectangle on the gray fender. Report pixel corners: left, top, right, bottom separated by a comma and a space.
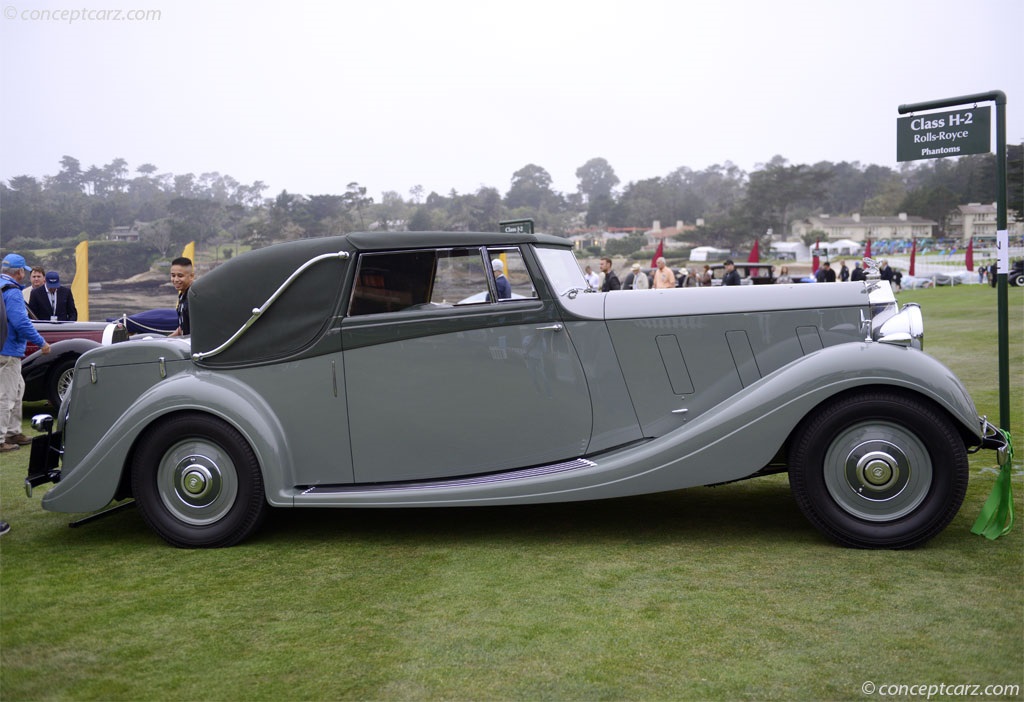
41, 373, 293, 513
300, 342, 980, 507
566, 340, 983, 501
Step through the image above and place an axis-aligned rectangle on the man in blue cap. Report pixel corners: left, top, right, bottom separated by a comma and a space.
28, 270, 78, 322
1, 253, 51, 453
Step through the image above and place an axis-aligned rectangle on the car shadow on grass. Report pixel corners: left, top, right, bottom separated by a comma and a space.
28, 478, 818, 548
261, 477, 818, 548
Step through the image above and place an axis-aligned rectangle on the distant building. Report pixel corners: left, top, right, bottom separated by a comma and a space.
946, 203, 998, 244
644, 220, 698, 250
566, 226, 649, 251
106, 225, 141, 242
791, 213, 936, 242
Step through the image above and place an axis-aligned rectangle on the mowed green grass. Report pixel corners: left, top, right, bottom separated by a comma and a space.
1, 285, 1021, 701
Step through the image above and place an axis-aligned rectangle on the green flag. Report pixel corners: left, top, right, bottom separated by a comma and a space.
971, 428, 1015, 540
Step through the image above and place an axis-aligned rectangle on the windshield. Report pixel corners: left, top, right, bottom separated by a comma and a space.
535, 247, 588, 294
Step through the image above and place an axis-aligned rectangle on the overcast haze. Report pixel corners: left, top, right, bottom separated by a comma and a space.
2, 0, 1022, 203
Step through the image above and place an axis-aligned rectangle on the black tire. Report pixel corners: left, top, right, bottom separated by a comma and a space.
131, 413, 268, 548
789, 390, 968, 549
1010, 272, 1024, 288
47, 357, 77, 408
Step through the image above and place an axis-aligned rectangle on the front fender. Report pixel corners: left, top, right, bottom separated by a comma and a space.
41, 372, 293, 514
598, 340, 982, 494
585, 341, 979, 496
296, 342, 982, 507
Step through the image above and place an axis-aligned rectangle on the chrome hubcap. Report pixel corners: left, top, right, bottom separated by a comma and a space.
824, 421, 931, 521
854, 450, 901, 492
175, 458, 220, 505
156, 440, 238, 525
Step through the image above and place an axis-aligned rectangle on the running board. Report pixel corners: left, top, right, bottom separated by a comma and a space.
301, 457, 597, 495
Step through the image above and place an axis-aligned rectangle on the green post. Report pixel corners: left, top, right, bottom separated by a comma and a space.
994, 96, 1009, 432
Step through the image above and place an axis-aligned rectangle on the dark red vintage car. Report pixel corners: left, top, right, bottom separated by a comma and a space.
22, 310, 177, 406
23, 320, 123, 407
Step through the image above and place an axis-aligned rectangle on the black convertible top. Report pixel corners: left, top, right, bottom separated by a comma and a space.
345, 231, 570, 251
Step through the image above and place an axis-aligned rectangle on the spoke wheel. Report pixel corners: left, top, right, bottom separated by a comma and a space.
789, 390, 968, 549
132, 413, 267, 548
49, 358, 77, 408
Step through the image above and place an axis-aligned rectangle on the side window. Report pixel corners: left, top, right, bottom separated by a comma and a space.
347, 246, 540, 316
486, 247, 538, 301
348, 250, 436, 316
431, 249, 489, 305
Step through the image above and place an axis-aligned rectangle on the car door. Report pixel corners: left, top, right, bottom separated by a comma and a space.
342, 245, 593, 483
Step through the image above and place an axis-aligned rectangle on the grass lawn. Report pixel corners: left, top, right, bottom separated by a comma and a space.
1, 285, 1021, 701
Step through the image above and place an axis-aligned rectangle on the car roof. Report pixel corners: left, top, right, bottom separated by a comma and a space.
345, 231, 571, 251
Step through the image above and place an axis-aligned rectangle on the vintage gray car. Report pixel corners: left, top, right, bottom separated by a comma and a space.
26, 232, 1005, 548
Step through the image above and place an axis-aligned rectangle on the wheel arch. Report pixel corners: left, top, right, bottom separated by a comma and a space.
43, 374, 295, 514
766, 343, 983, 461
115, 407, 281, 506
780, 383, 978, 468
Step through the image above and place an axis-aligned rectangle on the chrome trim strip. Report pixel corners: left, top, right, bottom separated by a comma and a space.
302, 457, 598, 494
193, 251, 351, 361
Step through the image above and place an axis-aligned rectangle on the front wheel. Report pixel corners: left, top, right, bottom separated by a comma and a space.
47, 357, 77, 408
789, 391, 968, 549
131, 413, 268, 548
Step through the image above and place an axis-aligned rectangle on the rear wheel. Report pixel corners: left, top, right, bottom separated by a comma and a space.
789, 391, 968, 549
131, 413, 268, 548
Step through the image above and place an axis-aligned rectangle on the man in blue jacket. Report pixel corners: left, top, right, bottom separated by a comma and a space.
1, 253, 51, 452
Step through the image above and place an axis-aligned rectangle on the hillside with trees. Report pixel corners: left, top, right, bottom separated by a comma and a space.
1, 149, 1020, 280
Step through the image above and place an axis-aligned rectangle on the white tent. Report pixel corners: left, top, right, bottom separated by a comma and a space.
770, 241, 808, 261
821, 239, 863, 257
690, 246, 731, 261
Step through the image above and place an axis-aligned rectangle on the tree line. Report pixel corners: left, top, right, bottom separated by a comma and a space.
2, 150, 1021, 261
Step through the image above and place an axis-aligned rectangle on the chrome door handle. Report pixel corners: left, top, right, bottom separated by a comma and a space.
537, 324, 563, 332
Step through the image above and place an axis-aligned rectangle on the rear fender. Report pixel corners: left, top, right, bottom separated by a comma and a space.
40, 373, 292, 514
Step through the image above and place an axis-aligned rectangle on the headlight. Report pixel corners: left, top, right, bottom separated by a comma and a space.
876, 303, 924, 350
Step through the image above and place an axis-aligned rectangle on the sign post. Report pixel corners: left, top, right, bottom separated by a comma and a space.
897, 91, 1010, 433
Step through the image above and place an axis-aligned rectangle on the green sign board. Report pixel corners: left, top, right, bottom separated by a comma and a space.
897, 106, 990, 161
499, 218, 534, 235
